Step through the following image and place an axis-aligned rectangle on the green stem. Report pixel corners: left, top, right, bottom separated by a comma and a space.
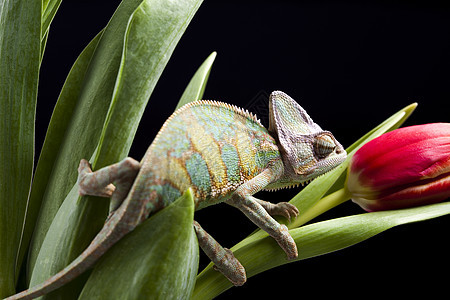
290, 187, 351, 228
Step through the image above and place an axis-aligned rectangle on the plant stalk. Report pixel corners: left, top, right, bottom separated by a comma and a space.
290, 187, 351, 228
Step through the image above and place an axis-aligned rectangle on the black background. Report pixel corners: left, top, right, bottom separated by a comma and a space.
38, 1, 450, 298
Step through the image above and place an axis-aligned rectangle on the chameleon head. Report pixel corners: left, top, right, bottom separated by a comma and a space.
268, 91, 347, 183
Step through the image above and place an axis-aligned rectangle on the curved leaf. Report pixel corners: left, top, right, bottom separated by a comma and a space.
194, 202, 450, 299
79, 189, 198, 299
175, 51, 217, 110
22, 29, 104, 285
41, 0, 63, 39
28, 0, 146, 274
0, 0, 41, 296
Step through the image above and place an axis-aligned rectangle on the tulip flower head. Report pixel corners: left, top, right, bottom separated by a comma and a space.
347, 123, 450, 211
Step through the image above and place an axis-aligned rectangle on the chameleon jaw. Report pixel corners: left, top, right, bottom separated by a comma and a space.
263, 179, 313, 192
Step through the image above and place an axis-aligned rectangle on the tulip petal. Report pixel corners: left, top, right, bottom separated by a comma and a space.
348, 123, 450, 211
355, 173, 450, 211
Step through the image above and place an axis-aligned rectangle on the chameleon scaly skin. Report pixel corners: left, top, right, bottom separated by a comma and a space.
6, 91, 346, 299
135, 99, 282, 212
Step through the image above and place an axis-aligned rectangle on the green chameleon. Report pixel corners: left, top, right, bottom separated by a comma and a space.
7, 91, 346, 299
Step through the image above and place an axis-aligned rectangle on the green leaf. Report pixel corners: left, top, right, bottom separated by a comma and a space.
175, 51, 217, 110
41, 0, 63, 39
28, 0, 146, 275
28, 0, 204, 298
193, 202, 450, 299
22, 30, 104, 286
0, 0, 41, 297
40, 30, 49, 63
79, 189, 199, 299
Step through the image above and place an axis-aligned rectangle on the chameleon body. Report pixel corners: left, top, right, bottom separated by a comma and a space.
139, 100, 281, 211
6, 91, 346, 299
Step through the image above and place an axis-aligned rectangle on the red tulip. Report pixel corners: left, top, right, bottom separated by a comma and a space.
347, 123, 450, 211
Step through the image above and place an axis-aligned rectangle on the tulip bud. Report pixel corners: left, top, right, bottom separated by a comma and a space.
347, 123, 450, 211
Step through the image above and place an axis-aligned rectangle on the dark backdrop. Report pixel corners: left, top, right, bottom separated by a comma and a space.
38, 1, 450, 298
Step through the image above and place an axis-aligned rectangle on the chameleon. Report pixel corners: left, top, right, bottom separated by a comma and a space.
6, 91, 346, 299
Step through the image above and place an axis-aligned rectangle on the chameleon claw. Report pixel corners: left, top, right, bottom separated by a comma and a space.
271, 202, 299, 222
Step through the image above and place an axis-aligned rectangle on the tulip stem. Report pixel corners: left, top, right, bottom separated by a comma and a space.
290, 188, 351, 229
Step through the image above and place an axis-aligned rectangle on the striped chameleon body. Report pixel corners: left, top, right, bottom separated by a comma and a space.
137, 100, 281, 213
7, 91, 346, 299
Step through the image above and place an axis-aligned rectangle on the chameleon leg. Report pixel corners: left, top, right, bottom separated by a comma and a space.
254, 199, 299, 222
77, 158, 141, 211
193, 221, 246, 286
227, 195, 297, 260
225, 167, 298, 260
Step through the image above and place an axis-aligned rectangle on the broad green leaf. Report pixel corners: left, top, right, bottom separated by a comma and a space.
21, 30, 103, 286
29, 0, 204, 298
194, 202, 450, 299
28, 0, 150, 275
0, 0, 41, 297
79, 189, 198, 299
175, 51, 217, 110
229, 103, 417, 251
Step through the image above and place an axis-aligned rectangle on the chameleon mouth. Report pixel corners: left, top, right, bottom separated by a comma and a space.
263, 160, 344, 192
264, 179, 313, 192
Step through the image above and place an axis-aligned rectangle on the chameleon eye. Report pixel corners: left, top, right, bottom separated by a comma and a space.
313, 134, 336, 159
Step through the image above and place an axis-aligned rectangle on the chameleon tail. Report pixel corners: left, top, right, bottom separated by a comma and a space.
5, 210, 135, 300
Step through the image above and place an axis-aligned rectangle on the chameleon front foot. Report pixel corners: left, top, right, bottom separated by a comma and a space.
226, 194, 298, 261
271, 202, 299, 221
257, 200, 299, 221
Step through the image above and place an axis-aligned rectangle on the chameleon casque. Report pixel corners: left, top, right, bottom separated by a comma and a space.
7, 91, 346, 299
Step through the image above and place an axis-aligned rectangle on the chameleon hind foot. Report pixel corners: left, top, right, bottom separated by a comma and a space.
193, 221, 246, 286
